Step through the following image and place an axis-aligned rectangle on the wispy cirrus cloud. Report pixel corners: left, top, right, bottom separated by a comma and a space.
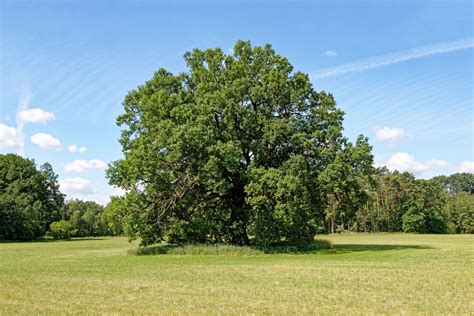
312, 37, 474, 79
13, 80, 31, 155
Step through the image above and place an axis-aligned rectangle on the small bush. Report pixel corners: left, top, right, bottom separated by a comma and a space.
48, 220, 75, 240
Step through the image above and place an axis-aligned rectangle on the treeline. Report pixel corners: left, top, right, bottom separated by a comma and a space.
0, 154, 112, 240
50, 199, 110, 239
336, 169, 473, 234
0, 153, 472, 241
105, 168, 474, 238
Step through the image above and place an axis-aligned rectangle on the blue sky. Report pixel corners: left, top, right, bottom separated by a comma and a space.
1, 0, 473, 204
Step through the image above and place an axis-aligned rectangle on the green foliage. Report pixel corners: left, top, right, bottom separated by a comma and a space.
101, 196, 128, 236
0, 154, 64, 240
65, 200, 108, 237
432, 173, 474, 195
246, 157, 317, 247
108, 40, 373, 247
48, 220, 75, 240
354, 168, 456, 234
446, 192, 474, 233
402, 203, 427, 233
319, 136, 374, 232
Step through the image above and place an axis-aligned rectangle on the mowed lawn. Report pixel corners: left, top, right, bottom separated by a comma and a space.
0, 234, 472, 315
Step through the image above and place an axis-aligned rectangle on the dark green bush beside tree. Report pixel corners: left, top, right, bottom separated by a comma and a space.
0, 154, 64, 240
107, 40, 374, 247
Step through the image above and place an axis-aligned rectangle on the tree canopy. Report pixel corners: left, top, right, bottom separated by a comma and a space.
64, 199, 108, 237
352, 169, 473, 234
0, 154, 64, 240
432, 173, 474, 195
107, 40, 374, 246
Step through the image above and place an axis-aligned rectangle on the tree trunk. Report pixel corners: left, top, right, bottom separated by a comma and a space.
227, 176, 250, 245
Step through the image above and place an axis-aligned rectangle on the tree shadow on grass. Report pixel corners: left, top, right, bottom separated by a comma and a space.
129, 239, 334, 256
0, 237, 106, 243
326, 243, 433, 255
128, 240, 433, 256
61, 237, 107, 242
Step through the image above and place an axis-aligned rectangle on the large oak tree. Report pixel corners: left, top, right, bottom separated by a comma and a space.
108, 41, 373, 246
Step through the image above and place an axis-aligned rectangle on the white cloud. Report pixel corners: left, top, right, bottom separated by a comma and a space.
375, 126, 405, 142
17, 86, 31, 110
385, 152, 451, 174
459, 161, 474, 173
0, 123, 23, 150
30, 132, 61, 150
425, 159, 451, 169
312, 37, 474, 79
64, 159, 107, 172
92, 186, 126, 205
59, 177, 95, 196
68, 145, 87, 153
386, 153, 427, 173
18, 108, 55, 124
59, 179, 124, 205
321, 50, 337, 57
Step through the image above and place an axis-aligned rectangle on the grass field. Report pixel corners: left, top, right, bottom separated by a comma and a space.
0, 234, 472, 315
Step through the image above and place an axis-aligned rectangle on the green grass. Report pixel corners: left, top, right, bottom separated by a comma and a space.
128, 243, 265, 256
0, 234, 472, 314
